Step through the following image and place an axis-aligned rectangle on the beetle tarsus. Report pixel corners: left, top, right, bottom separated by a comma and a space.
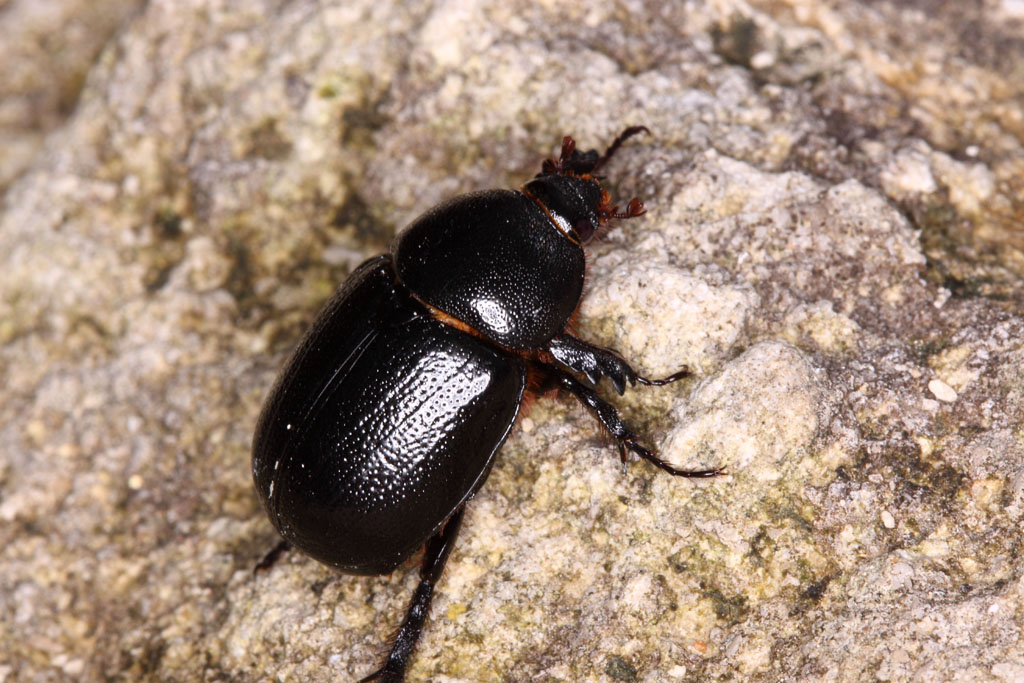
254, 539, 292, 573
546, 366, 723, 478
360, 507, 466, 683
635, 367, 692, 386
622, 437, 726, 478
591, 126, 651, 174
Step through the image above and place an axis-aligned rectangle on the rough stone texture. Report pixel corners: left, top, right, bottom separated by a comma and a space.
1, 0, 1023, 681
0, 0, 146, 191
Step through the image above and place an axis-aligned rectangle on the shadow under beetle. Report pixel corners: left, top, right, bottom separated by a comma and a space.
252, 128, 724, 681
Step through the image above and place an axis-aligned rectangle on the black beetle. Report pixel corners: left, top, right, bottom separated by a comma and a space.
252, 128, 723, 681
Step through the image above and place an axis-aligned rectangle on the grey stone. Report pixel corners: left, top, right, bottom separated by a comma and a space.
1, 0, 1022, 681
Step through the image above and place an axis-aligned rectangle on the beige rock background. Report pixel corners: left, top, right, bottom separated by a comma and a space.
1, 0, 1023, 681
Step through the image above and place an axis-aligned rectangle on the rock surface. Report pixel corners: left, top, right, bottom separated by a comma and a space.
0, 0, 145, 191
1, 0, 1022, 681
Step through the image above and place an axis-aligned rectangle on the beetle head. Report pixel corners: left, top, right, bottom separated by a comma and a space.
522, 173, 604, 243
524, 129, 649, 244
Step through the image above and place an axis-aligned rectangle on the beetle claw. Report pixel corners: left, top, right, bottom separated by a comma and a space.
635, 367, 692, 386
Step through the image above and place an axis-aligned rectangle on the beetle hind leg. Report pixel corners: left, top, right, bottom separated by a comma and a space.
543, 365, 724, 478
253, 539, 292, 573
359, 507, 466, 682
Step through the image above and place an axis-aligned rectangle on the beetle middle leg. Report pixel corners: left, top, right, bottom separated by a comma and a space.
540, 364, 724, 478
359, 506, 466, 682
546, 333, 691, 396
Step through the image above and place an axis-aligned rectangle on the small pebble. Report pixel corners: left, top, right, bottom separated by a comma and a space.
928, 379, 957, 403
881, 510, 896, 529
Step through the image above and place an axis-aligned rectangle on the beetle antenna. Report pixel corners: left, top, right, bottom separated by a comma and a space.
600, 197, 646, 221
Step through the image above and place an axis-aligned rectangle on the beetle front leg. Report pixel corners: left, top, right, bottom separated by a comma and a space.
546, 334, 690, 395
359, 506, 466, 683
541, 364, 723, 478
